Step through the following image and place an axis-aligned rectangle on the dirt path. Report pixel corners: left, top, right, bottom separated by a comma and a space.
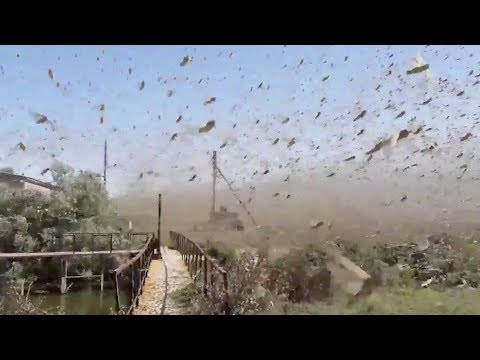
135, 247, 193, 315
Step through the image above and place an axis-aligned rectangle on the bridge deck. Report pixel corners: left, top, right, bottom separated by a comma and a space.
135, 247, 192, 315
0, 250, 141, 259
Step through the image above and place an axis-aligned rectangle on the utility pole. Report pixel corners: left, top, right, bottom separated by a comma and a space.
103, 139, 107, 188
210, 150, 217, 217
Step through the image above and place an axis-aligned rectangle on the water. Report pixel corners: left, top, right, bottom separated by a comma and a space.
31, 285, 118, 315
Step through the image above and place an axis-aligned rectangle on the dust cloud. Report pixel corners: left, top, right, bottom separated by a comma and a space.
114, 167, 480, 252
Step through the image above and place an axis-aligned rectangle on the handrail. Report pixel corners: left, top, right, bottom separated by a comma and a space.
56, 232, 120, 253
113, 234, 154, 274
0, 232, 139, 257
110, 232, 157, 315
169, 231, 230, 315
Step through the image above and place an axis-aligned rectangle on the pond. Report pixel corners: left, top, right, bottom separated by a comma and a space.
30, 284, 119, 315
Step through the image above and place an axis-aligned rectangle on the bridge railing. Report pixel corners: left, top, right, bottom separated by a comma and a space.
57, 232, 120, 253
169, 231, 230, 315
110, 232, 157, 315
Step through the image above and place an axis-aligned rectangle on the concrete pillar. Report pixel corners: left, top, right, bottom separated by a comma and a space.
100, 268, 104, 292
60, 258, 68, 294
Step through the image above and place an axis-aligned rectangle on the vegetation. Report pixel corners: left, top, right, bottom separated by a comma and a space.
0, 162, 133, 313
175, 238, 480, 315
271, 287, 480, 315
0, 167, 15, 174
176, 244, 332, 315
0, 285, 49, 315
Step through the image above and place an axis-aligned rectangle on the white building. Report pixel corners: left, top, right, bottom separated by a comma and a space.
0, 172, 59, 197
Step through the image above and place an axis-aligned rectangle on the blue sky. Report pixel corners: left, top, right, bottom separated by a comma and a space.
0, 45, 478, 196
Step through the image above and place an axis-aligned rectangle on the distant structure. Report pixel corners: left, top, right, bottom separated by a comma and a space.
0, 172, 59, 197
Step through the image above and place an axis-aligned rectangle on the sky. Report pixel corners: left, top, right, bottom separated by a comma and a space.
1, 45, 479, 198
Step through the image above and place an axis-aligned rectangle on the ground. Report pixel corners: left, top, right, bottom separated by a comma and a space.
115, 180, 480, 315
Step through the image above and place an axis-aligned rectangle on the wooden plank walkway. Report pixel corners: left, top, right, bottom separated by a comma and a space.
135, 247, 193, 315
0, 250, 141, 259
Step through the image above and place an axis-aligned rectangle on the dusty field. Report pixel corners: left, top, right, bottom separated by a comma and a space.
113, 175, 480, 253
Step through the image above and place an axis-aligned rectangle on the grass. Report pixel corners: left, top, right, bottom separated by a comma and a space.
271, 286, 480, 315
175, 279, 480, 315
170, 284, 201, 314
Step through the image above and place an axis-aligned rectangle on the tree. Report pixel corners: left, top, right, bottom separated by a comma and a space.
0, 161, 129, 285
0, 167, 15, 174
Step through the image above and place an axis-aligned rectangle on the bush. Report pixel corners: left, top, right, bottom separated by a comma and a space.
181, 244, 333, 315
0, 282, 49, 315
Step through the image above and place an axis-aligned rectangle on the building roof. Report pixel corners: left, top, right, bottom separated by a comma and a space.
0, 172, 60, 191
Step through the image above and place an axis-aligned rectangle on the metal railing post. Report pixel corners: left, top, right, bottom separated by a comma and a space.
157, 193, 162, 258
168, 231, 231, 315
223, 272, 230, 315
111, 271, 120, 314
203, 257, 208, 295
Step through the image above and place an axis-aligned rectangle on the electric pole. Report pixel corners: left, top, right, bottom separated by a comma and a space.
103, 139, 107, 188
210, 150, 217, 216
